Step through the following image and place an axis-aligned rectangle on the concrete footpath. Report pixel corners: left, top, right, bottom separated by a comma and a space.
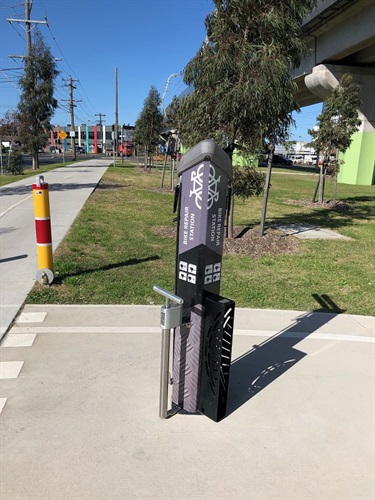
1, 304, 374, 499
0, 159, 112, 338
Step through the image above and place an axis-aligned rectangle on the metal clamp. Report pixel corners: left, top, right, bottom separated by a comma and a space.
153, 285, 183, 419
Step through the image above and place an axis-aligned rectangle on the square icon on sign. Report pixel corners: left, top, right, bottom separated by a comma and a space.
205, 264, 213, 275
188, 264, 197, 275
179, 261, 188, 272
213, 272, 221, 282
188, 274, 196, 284
204, 275, 212, 284
179, 271, 187, 281
214, 263, 221, 272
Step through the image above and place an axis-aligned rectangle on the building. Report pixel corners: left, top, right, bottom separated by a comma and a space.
48, 124, 134, 153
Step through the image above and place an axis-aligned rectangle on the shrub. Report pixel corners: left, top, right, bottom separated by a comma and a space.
232, 165, 265, 200
5, 150, 23, 175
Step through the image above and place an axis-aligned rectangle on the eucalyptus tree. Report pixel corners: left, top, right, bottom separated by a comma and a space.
308, 73, 361, 203
18, 29, 58, 170
178, 0, 317, 236
133, 86, 164, 169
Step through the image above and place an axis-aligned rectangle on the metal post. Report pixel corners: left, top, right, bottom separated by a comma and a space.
32, 175, 54, 285
159, 296, 170, 419
153, 286, 183, 419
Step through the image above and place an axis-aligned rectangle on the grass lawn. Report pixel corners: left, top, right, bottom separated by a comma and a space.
27, 164, 375, 315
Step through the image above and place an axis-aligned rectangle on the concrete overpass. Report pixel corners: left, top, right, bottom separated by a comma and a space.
293, 0, 375, 185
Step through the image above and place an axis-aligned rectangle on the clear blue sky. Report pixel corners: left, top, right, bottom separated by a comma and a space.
1, 0, 320, 142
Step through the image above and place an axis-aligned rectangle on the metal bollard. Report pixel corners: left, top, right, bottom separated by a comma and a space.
153, 285, 183, 418
32, 175, 54, 284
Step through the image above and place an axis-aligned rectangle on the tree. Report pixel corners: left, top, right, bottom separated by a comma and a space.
177, 0, 317, 236
17, 29, 58, 170
308, 73, 361, 203
0, 111, 23, 175
133, 86, 164, 169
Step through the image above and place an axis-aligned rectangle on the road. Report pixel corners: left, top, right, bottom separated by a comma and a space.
21, 152, 100, 169
0, 158, 112, 338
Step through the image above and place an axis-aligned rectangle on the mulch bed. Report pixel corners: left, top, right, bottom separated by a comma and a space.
152, 225, 300, 258
287, 199, 353, 210
152, 199, 353, 258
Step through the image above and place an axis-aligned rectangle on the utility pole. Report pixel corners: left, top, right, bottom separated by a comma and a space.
25, 0, 32, 55
7, 1, 48, 169
62, 77, 80, 160
7, 1, 47, 59
95, 113, 106, 153
114, 67, 118, 159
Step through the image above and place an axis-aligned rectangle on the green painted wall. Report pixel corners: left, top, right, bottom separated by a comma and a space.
232, 149, 259, 167
338, 131, 375, 186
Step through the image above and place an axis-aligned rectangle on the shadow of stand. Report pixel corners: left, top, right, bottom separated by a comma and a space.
226, 294, 345, 417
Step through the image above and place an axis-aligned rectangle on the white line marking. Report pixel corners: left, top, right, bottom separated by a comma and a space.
10, 326, 160, 334
1, 333, 36, 347
0, 194, 33, 218
0, 398, 7, 415
7, 327, 375, 343
311, 341, 337, 357
17, 312, 47, 323
234, 329, 375, 343
0, 361, 24, 379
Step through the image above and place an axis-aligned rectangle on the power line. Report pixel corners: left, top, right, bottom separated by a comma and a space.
44, 17, 98, 119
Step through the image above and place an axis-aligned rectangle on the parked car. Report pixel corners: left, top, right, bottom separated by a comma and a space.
75, 146, 85, 154
49, 146, 61, 154
272, 154, 293, 166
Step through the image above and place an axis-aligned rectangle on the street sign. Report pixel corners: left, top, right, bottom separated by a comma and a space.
58, 131, 67, 140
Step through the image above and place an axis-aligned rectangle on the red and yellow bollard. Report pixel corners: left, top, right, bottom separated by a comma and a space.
32, 176, 54, 284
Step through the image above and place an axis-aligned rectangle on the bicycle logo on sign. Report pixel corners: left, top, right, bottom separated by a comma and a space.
190, 163, 221, 210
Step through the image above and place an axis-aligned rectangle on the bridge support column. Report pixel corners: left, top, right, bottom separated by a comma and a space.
305, 64, 375, 186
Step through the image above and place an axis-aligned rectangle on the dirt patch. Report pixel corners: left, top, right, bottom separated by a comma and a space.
287, 199, 353, 211
152, 225, 300, 258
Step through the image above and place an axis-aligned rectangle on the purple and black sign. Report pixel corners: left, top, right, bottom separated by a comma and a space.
176, 141, 232, 309
179, 160, 226, 254
173, 140, 234, 417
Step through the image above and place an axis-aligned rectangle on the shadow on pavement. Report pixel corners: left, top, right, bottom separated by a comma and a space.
0, 253, 28, 264
227, 295, 345, 416
0, 182, 98, 197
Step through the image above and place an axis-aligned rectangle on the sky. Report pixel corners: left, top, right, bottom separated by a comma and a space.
1, 0, 321, 142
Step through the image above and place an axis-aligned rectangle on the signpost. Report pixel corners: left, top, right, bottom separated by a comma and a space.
58, 131, 67, 163
58, 130, 67, 140
171, 139, 235, 421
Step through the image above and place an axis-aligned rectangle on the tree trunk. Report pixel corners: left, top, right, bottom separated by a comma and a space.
228, 191, 234, 239
224, 139, 236, 239
333, 172, 338, 204
160, 151, 168, 188
32, 151, 39, 170
318, 156, 327, 204
144, 146, 148, 170
312, 177, 320, 203
333, 149, 339, 204
170, 158, 174, 190
259, 144, 275, 236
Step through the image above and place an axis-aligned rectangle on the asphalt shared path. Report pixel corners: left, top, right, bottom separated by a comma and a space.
0, 158, 112, 338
